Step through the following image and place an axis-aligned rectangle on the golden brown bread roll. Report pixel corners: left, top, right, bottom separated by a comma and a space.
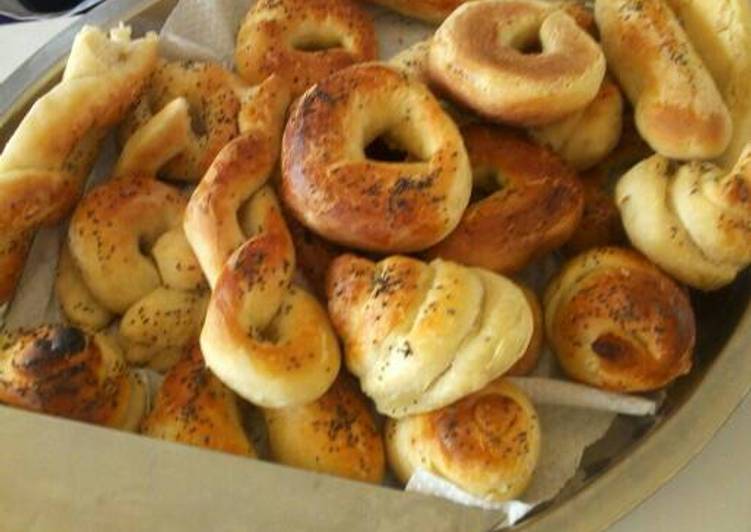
281, 63, 471, 254
141, 345, 256, 457
0, 326, 147, 430
426, 124, 584, 274
386, 379, 540, 501
666, 0, 751, 168
429, 0, 606, 126
327, 254, 534, 417
507, 287, 544, 377
594, 0, 732, 160
545, 247, 695, 392
235, 0, 378, 97
185, 79, 340, 409
265, 376, 385, 483
0, 25, 157, 306
388, 39, 432, 84
615, 144, 751, 290
363, 0, 470, 23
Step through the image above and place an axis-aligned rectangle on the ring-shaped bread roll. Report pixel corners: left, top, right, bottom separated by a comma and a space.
545, 247, 695, 392
141, 345, 257, 457
235, 0, 378, 97
363, 0, 469, 23
282, 63, 472, 253
595, 0, 732, 160
426, 124, 584, 274
0, 326, 147, 431
616, 143, 751, 290
264, 375, 385, 483
429, 0, 606, 126
327, 254, 534, 417
386, 379, 540, 501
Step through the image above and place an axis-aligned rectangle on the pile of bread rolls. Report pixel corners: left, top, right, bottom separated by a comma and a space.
0, 0, 749, 505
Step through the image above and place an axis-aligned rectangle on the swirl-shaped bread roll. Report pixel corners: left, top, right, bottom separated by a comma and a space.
0, 26, 158, 305
545, 247, 695, 392
327, 254, 534, 417
595, 0, 732, 160
265, 376, 385, 483
426, 124, 584, 274
616, 145, 751, 290
0, 326, 147, 430
386, 379, 540, 501
185, 79, 341, 409
282, 63, 471, 253
429, 0, 606, 126
141, 345, 256, 457
235, 0, 378, 97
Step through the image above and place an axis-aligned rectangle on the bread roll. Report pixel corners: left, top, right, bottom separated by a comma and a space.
363, 0, 469, 23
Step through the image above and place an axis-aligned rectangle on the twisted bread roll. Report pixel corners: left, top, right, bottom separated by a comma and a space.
666, 0, 751, 168
0, 26, 157, 305
265, 376, 385, 483
545, 247, 695, 392
141, 345, 256, 457
386, 379, 540, 501
426, 125, 584, 274
121, 61, 260, 182
363, 0, 469, 22
429, 0, 606, 126
235, 0, 378, 97
595, 0, 732, 160
185, 79, 341, 408
615, 144, 751, 290
327, 254, 534, 417
530, 78, 624, 170
282, 63, 472, 253
0, 326, 147, 430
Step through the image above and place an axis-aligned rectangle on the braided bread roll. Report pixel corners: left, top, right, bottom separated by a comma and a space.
545, 247, 695, 392
141, 345, 257, 457
386, 379, 540, 501
616, 144, 751, 290
595, 0, 732, 160
0, 26, 158, 305
0, 326, 147, 430
185, 78, 341, 408
327, 254, 534, 417
265, 376, 385, 483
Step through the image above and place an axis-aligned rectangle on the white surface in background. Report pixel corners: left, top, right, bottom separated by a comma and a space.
0, 15, 750, 532
0, 0, 100, 20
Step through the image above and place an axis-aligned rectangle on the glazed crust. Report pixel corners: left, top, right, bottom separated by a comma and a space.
545, 247, 695, 392
282, 63, 472, 253
426, 124, 584, 274
386, 379, 540, 501
235, 0, 378, 97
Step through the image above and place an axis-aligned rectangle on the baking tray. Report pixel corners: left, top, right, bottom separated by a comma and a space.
2, 1, 751, 530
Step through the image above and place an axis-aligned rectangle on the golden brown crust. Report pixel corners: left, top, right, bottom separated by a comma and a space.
545, 247, 695, 392
265, 375, 384, 483
282, 63, 472, 253
507, 287, 543, 376
386, 379, 540, 501
140, 345, 256, 457
363, 0, 468, 22
429, 0, 605, 125
0, 326, 146, 430
426, 124, 584, 274
595, 0, 732, 159
235, 0, 378, 97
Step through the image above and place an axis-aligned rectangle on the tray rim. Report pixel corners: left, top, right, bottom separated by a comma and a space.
1, 1, 751, 530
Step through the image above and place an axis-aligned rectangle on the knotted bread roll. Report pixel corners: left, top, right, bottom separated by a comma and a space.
0, 326, 147, 430
386, 379, 540, 501
0, 25, 157, 306
545, 247, 695, 392
616, 144, 751, 290
595, 0, 732, 159
141, 345, 257, 457
327, 254, 534, 417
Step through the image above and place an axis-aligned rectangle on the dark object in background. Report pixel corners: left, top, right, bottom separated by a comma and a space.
18, 0, 83, 12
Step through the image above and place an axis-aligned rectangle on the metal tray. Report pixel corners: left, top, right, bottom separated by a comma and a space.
2, 1, 750, 530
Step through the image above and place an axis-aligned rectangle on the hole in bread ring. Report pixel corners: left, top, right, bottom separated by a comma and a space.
429, 0, 606, 125
426, 124, 583, 274
282, 63, 472, 253
235, 0, 378, 97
